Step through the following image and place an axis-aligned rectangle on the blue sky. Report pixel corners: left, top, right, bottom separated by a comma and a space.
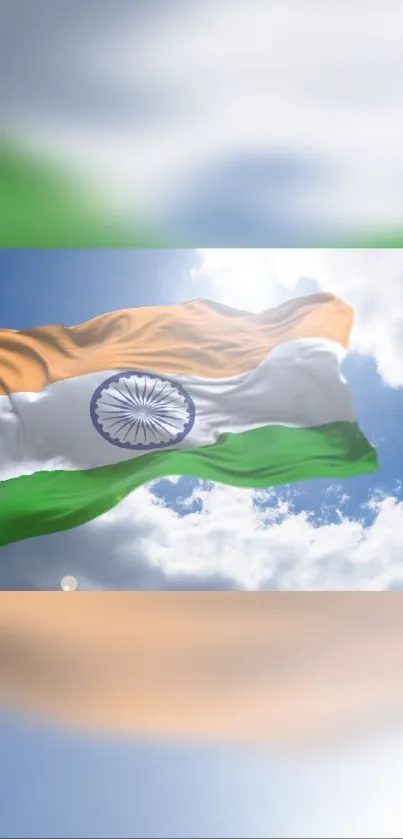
0, 711, 302, 839
2, 705, 403, 838
0, 709, 293, 839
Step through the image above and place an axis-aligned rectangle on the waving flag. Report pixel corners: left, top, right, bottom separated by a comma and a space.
0, 293, 377, 547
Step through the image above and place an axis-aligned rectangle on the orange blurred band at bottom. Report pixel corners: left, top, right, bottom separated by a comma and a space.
1, 592, 403, 747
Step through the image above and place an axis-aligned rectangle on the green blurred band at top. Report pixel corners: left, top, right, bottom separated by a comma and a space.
1, 143, 403, 248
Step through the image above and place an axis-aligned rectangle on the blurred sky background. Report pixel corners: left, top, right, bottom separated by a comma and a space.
3, 706, 403, 839
2, 0, 403, 245
4, 590, 403, 838
1, 247, 403, 591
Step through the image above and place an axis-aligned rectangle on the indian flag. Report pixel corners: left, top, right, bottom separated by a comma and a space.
0, 293, 377, 548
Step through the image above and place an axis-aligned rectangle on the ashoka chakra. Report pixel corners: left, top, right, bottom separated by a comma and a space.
90, 371, 195, 450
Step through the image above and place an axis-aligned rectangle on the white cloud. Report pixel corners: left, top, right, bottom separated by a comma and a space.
83, 480, 403, 591
2, 471, 402, 591
193, 248, 403, 388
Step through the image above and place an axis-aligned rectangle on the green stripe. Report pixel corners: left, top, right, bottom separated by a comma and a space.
0, 421, 377, 548
4, 144, 403, 249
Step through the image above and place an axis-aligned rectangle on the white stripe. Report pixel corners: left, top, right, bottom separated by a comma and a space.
0, 339, 355, 481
